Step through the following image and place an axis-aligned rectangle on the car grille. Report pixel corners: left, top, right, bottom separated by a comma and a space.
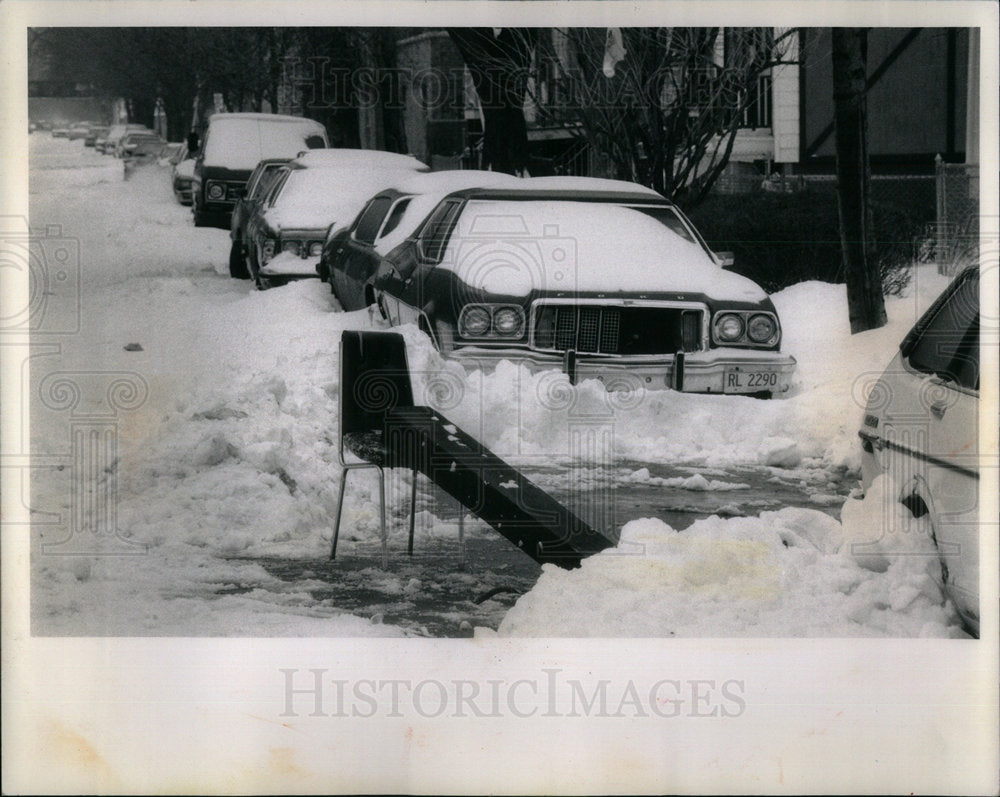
532, 304, 704, 356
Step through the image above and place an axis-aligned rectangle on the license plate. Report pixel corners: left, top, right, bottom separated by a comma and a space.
724, 367, 780, 393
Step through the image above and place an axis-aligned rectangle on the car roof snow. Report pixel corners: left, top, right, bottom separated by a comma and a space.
439, 187, 676, 205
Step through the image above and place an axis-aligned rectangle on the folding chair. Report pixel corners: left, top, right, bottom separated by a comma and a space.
331, 330, 421, 567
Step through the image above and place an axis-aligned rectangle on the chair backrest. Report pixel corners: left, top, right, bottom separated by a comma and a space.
339, 330, 415, 437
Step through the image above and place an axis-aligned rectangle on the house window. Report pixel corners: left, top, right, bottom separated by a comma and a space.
723, 28, 774, 129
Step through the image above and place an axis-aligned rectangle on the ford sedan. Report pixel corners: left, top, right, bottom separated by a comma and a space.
372, 185, 796, 395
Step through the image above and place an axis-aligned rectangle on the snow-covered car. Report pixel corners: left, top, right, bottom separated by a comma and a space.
171, 156, 196, 205
51, 125, 71, 138
373, 183, 796, 395
84, 125, 109, 147
228, 157, 291, 278
118, 131, 166, 161
857, 265, 980, 635
323, 170, 523, 310
67, 122, 93, 140
99, 123, 151, 155
242, 156, 428, 290
189, 112, 329, 229
290, 148, 429, 173
157, 142, 185, 164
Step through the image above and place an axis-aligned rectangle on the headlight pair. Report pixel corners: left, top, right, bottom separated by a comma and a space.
458, 304, 525, 339
280, 240, 324, 258
712, 311, 779, 347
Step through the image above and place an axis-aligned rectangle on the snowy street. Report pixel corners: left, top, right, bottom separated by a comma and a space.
28, 135, 968, 637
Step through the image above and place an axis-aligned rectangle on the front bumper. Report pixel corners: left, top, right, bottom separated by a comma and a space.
449, 345, 796, 393
259, 251, 321, 278
193, 206, 232, 229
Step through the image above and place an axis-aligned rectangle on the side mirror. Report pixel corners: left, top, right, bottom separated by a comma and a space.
713, 250, 735, 268
186, 131, 200, 153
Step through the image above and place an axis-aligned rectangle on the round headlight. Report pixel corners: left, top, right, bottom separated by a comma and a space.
714, 313, 745, 342
747, 313, 777, 344
207, 183, 225, 200
309, 241, 324, 257
459, 306, 491, 337
282, 241, 300, 255
492, 307, 524, 337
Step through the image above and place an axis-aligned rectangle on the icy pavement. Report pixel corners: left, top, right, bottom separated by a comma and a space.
25, 135, 967, 637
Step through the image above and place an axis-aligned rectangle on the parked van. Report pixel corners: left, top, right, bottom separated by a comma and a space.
190, 112, 329, 229
858, 265, 981, 635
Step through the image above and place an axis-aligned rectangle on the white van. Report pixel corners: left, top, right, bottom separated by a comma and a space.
858, 265, 981, 635
190, 112, 328, 229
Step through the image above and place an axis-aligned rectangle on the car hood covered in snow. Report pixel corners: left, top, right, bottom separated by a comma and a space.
439, 200, 769, 300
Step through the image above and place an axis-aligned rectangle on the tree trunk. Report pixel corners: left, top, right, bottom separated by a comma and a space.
447, 28, 531, 174
356, 30, 385, 150
832, 28, 887, 333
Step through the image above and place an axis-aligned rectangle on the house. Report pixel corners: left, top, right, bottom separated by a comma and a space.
395, 27, 977, 183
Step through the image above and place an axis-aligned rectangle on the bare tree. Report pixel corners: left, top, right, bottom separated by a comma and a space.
832, 27, 887, 333
447, 28, 535, 174
539, 28, 798, 205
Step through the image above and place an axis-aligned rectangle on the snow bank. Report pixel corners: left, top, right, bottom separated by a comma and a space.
494, 476, 963, 637
622, 468, 750, 491
29, 139, 123, 190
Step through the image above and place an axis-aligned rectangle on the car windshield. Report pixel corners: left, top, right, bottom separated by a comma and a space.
905, 268, 979, 390
629, 206, 698, 244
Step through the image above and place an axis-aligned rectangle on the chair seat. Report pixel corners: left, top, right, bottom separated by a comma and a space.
343, 430, 387, 466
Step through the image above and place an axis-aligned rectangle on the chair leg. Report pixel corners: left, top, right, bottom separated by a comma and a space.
407, 470, 417, 556
457, 497, 466, 567
377, 467, 388, 570
331, 466, 350, 560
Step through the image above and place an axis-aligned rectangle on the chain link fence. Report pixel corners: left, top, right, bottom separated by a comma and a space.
931, 158, 980, 276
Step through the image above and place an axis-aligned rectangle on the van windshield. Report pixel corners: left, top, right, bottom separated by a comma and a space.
204, 118, 326, 171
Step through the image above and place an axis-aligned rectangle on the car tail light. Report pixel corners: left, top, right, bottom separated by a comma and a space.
747, 313, 777, 344
261, 240, 276, 262
308, 242, 323, 257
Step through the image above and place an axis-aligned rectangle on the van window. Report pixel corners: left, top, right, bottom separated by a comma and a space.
906, 269, 979, 390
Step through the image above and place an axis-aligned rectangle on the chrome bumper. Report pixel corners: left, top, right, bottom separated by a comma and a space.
449, 346, 797, 394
